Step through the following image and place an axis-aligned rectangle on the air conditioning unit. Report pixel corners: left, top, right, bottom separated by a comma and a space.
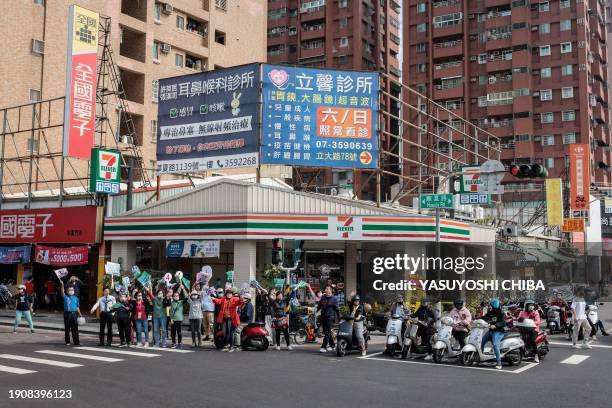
32, 39, 44, 55
162, 3, 173, 14
489, 76, 496, 84
121, 135, 134, 145
531, 25, 538, 31
533, 91, 540, 97
161, 43, 171, 53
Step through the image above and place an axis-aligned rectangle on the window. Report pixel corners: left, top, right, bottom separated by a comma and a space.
185, 54, 203, 70
29, 89, 41, 102
541, 135, 554, 146
562, 110, 575, 121
546, 158, 555, 169
339, 55, 349, 65
541, 112, 553, 123
416, 84, 427, 94
416, 43, 426, 53
540, 67, 551, 78
433, 12, 463, 28
339, 37, 349, 47
176, 15, 185, 30
339, 0, 348, 8
561, 42, 572, 53
152, 80, 159, 102
540, 23, 550, 34
560, 0, 570, 8
540, 45, 551, 56
417, 63, 427, 73
175, 53, 184, 67
154, 2, 161, 22
417, 23, 427, 32
27, 138, 39, 154
560, 20, 571, 31
339, 17, 348, 28
515, 134, 531, 142
417, 3, 426, 13
562, 64, 573, 76
540, 89, 552, 101
563, 133, 576, 144
215, 0, 228, 11
478, 53, 487, 64
539, 1, 549, 11
152, 42, 160, 61
215, 30, 226, 45
151, 120, 157, 142
562, 87, 573, 99
33, 0, 44, 4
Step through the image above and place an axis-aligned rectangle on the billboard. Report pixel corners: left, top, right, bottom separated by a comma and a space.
166, 240, 220, 258
90, 148, 121, 194
569, 144, 590, 211
0, 246, 31, 265
156, 63, 260, 173
545, 178, 563, 226
63, 5, 99, 159
260, 65, 378, 168
34, 245, 89, 266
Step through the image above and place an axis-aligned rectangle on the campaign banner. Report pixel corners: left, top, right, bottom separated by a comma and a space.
0, 206, 101, 244
569, 144, 590, 211
0, 246, 31, 264
34, 245, 89, 266
54, 268, 69, 279
63, 5, 99, 159
261, 65, 379, 169
166, 240, 220, 258
545, 178, 563, 226
104, 261, 121, 276
156, 64, 260, 173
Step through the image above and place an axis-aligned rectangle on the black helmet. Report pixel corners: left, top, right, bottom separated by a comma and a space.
351, 294, 361, 302
453, 299, 464, 309
422, 298, 430, 307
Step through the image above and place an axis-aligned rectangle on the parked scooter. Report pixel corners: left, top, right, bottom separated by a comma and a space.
547, 304, 570, 335
336, 316, 370, 357
461, 319, 524, 366
431, 316, 463, 363
515, 318, 549, 360
215, 322, 271, 351
403, 317, 433, 359
384, 312, 408, 357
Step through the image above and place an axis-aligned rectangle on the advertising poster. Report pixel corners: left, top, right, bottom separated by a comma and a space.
156, 64, 260, 173
63, 5, 99, 159
569, 143, 590, 211
34, 245, 89, 266
261, 64, 379, 169
0, 245, 31, 264
166, 240, 220, 258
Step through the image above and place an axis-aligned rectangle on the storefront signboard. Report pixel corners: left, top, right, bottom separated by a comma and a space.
34, 245, 89, 266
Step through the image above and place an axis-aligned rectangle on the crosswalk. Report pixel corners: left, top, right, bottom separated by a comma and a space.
0, 345, 195, 376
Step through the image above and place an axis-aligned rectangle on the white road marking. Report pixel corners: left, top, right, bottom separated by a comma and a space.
359, 355, 538, 374
0, 354, 82, 368
359, 352, 383, 359
76, 347, 159, 357
0, 364, 36, 375
560, 355, 590, 365
35, 350, 123, 362
549, 341, 612, 349
512, 362, 539, 373
131, 345, 193, 353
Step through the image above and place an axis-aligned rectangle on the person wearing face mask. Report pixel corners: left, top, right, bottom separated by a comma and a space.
234, 292, 254, 349
188, 289, 203, 348
90, 287, 115, 346
270, 290, 293, 351
170, 284, 188, 348
132, 290, 153, 347
12, 285, 34, 334
480, 298, 506, 369
59, 280, 81, 346
518, 299, 541, 363
414, 298, 437, 361
449, 299, 472, 348
113, 292, 132, 347
318, 284, 340, 353
149, 288, 168, 347
212, 288, 244, 352
350, 295, 367, 356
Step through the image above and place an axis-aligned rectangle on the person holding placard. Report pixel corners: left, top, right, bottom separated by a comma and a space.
150, 288, 168, 347
113, 292, 132, 347
90, 287, 115, 346
188, 289, 203, 348
170, 284, 188, 348
133, 290, 152, 347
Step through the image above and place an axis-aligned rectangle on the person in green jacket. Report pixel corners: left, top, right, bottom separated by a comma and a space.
148, 287, 167, 347
169, 284, 187, 348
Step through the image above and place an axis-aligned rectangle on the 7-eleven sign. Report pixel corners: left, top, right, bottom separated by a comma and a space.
90, 148, 121, 195
460, 165, 482, 193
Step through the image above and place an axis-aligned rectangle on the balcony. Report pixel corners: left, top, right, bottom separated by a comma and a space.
486, 53, 512, 72
484, 14, 511, 30
486, 36, 512, 52
300, 45, 325, 59
432, 0, 462, 16
119, 69, 144, 105
121, 0, 146, 22
300, 7, 325, 22
119, 26, 146, 63
433, 60, 463, 79
434, 78, 463, 99
301, 25, 325, 41
433, 39, 463, 59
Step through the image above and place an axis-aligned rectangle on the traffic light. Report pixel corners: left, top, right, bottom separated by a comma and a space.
272, 238, 283, 265
291, 240, 304, 266
509, 163, 548, 179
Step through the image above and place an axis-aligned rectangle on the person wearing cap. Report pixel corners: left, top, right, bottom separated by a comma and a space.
234, 292, 254, 349
481, 298, 506, 369
13, 285, 34, 334
212, 287, 244, 352
188, 289, 203, 348
349, 294, 366, 356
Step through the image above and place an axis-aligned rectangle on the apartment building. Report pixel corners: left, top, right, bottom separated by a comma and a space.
0, 0, 266, 191
266, 0, 402, 199
403, 0, 611, 201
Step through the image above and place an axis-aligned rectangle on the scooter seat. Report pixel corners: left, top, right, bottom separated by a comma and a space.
503, 332, 520, 339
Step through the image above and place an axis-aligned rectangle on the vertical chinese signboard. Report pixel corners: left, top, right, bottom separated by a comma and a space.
545, 178, 563, 226
260, 65, 379, 168
569, 144, 590, 211
90, 148, 121, 194
63, 5, 99, 159
156, 64, 260, 173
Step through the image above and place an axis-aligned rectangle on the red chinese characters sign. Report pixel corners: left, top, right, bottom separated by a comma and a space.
569, 144, 590, 211
0, 207, 101, 244
34, 245, 89, 266
63, 5, 99, 159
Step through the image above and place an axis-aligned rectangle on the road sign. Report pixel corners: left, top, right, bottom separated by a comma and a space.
420, 194, 454, 209
460, 193, 491, 205
460, 165, 482, 193
479, 159, 505, 195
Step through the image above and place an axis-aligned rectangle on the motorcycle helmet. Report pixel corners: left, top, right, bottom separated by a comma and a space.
489, 298, 500, 309
421, 298, 430, 307
453, 299, 464, 309
395, 295, 404, 303
524, 299, 536, 311
351, 294, 361, 303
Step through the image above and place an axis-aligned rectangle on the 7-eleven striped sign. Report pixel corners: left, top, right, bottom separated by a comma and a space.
460, 165, 482, 193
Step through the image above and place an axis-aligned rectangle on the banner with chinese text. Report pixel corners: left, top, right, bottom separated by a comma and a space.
0, 246, 31, 264
156, 64, 260, 173
63, 5, 99, 159
569, 144, 590, 211
545, 178, 563, 226
261, 65, 379, 168
35, 245, 89, 266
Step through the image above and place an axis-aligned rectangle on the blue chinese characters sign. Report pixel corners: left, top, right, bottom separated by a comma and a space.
261, 65, 379, 169
156, 64, 260, 173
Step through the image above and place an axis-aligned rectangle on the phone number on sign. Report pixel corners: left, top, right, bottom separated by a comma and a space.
315, 140, 373, 151
9, 390, 72, 399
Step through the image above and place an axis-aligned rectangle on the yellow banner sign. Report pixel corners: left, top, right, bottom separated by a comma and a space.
545, 178, 563, 226
562, 218, 585, 233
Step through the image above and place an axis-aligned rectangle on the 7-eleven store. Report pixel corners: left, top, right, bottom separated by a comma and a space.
104, 179, 496, 302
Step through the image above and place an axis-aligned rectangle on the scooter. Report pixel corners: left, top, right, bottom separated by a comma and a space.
215, 322, 271, 351
547, 305, 569, 335
431, 316, 463, 363
403, 317, 434, 359
515, 318, 549, 360
461, 319, 524, 366
336, 316, 370, 357
384, 313, 408, 357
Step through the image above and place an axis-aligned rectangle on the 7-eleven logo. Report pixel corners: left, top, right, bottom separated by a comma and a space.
99, 152, 118, 180
337, 216, 354, 238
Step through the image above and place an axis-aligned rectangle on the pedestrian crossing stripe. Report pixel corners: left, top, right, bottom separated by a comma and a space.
0, 354, 82, 368
560, 355, 590, 365
35, 350, 123, 362
76, 347, 160, 357
0, 364, 36, 375
131, 345, 193, 353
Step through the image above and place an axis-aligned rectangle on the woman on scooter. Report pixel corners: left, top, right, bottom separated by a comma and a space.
449, 299, 471, 348
481, 298, 506, 370
349, 294, 366, 356
518, 299, 541, 363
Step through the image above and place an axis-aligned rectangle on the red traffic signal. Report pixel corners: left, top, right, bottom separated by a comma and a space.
508, 163, 548, 179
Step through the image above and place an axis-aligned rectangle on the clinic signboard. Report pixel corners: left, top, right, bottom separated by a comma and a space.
156, 63, 260, 173
260, 65, 379, 169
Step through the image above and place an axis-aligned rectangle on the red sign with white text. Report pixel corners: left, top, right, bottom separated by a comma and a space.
0, 207, 100, 244
34, 245, 89, 266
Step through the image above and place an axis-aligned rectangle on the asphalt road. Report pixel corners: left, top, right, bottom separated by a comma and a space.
0, 325, 610, 408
